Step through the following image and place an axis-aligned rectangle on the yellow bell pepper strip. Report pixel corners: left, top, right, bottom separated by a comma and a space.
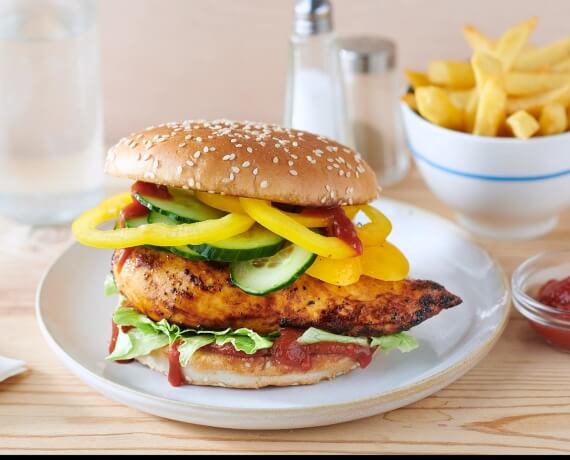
195, 191, 244, 214
72, 193, 255, 249
356, 205, 393, 247
360, 242, 409, 281
196, 192, 329, 228
306, 256, 362, 286
239, 197, 356, 259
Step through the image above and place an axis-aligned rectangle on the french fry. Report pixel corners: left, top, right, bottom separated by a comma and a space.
404, 69, 430, 89
400, 92, 418, 111
514, 37, 570, 71
447, 88, 474, 110
507, 84, 570, 115
495, 17, 537, 71
504, 72, 570, 96
427, 60, 475, 89
463, 25, 496, 54
471, 51, 503, 92
539, 102, 568, 135
415, 86, 465, 131
506, 110, 540, 139
552, 56, 570, 72
473, 78, 506, 136
465, 89, 479, 133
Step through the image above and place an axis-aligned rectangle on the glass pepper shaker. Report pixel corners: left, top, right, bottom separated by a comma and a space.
338, 36, 409, 187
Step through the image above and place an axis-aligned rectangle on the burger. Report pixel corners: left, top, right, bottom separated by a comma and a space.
72, 119, 462, 388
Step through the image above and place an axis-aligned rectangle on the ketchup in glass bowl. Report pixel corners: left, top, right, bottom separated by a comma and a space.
512, 251, 570, 352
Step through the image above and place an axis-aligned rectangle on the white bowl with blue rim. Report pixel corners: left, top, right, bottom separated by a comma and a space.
401, 102, 570, 239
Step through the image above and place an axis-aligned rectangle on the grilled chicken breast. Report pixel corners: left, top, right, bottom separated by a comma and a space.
113, 247, 462, 336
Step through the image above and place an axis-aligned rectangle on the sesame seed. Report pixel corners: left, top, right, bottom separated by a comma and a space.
210, 147, 216, 151
222, 154, 232, 161
346, 172, 351, 178
292, 141, 299, 147
339, 170, 345, 176
231, 166, 240, 174
196, 137, 202, 142
289, 170, 298, 176
346, 186, 354, 194
236, 144, 242, 148
194, 151, 201, 159
242, 161, 251, 168
252, 168, 259, 176
178, 142, 187, 148
288, 160, 294, 167
291, 154, 298, 159
185, 134, 193, 140
272, 156, 279, 164
230, 139, 237, 143
203, 146, 209, 153
142, 153, 151, 161
246, 147, 253, 153
186, 160, 194, 167
327, 158, 334, 163
321, 196, 327, 204
327, 165, 333, 170
176, 166, 183, 176
260, 180, 269, 189
333, 164, 340, 169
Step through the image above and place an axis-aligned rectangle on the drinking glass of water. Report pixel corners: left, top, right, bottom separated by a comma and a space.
0, 0, 104, 225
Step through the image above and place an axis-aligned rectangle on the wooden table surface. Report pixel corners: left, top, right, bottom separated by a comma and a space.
1, 168, 569, 454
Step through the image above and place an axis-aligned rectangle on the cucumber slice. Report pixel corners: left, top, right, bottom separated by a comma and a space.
146, 211, 205, 261
230, 244, 316, 295
169, 245, 205, 261
124, 215, 149, 228
191, 225, 284, 262
134, 188, 225, 223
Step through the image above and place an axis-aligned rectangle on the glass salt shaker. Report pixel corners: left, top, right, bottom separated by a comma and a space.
339, 36, 409, 187
283, 0, 351, 145
0, 0, 104, 225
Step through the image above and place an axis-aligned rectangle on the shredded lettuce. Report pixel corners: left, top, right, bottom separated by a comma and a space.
107, 307, 419, 366
107, 307, 275, 364
297, 327, 369, 346
298, 327, 418, 353
103, 274, 119, 296
370, 333, 419, 353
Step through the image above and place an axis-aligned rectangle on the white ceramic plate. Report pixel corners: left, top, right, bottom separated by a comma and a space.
36, 198, 510, 430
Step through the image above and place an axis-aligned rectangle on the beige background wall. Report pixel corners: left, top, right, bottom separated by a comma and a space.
99, 0, 570, 142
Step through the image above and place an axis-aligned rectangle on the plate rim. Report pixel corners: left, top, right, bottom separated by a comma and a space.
35, 197, 511, 416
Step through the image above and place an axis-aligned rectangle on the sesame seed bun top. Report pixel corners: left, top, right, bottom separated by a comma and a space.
105, 119, 378, 207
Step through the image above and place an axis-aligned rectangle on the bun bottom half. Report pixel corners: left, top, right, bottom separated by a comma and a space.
135, 346, 366, 388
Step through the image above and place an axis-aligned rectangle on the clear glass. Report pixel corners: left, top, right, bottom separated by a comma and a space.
342, 68, 408, 188
512, 250, 570, 353
283, 32, 351, 145
0, 0, 104, 225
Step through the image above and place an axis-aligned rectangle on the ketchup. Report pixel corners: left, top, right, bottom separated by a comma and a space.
301, 207, 363, 255
115, 248, 135, 273
168, 342, 185, 387
530, 276, 570, 352
131, 181, 172, 200
118, 199, 149, 228
271, 328, 374, 370
109, 322, 133, 364
537, 277, 570, 310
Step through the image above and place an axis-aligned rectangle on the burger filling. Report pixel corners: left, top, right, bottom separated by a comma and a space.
74, 181, 459, 387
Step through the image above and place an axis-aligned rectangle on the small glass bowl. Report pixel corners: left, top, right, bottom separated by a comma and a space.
512, 250, 570, 353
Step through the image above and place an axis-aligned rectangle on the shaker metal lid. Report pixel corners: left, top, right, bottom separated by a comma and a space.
294, 0, 333, 36
339, 36, 396, 73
